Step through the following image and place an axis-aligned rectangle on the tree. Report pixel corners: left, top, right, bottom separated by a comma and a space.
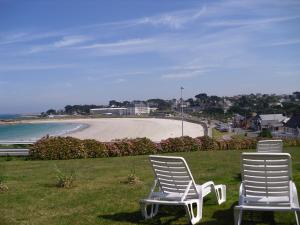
109, 100, 122, 107
147, 99, 172, 111
46, 109, 56, 115
195, 93, 208, 102
65, 105, 73, 114
186, 98, 195, 107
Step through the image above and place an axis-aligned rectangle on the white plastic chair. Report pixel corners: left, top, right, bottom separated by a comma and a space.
234, 153, 300, 225
140, 155, 226, 224
257, 139, 283, 153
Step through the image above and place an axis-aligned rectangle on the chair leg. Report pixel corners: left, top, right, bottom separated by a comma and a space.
185, 201, 202, 225
295, 211, 299, 225
234, 208, 242, 225
216, 185, 226, 204
140, 203, 159, 219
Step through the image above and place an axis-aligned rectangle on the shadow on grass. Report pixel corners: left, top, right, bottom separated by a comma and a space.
233, 173, 242, 181
98, 205, 186, 224
202, 203, 277, 225
98, 202, 284, 225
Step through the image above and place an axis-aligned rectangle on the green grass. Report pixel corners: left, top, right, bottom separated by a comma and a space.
212, 128, 229, 139
1, 147, 300, 225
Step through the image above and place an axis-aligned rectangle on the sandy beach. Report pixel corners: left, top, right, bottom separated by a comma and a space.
27, 118, 204, 141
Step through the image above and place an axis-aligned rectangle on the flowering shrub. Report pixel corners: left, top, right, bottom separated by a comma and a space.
160, 136, 201, 153
196, 136, 216, 150
29, 135, 300, 160
82, 139, 108, 158
30, 136, 86, 160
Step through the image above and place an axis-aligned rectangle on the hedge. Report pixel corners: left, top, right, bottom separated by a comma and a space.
29, 136, 300, 160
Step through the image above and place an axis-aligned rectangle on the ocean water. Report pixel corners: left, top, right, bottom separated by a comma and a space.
0, 123, 87, 141
0, 114, 23, 120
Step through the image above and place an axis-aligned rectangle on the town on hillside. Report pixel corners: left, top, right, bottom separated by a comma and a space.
42, 91, 300, 138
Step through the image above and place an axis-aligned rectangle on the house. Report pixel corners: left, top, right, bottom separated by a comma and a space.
126, 102, 157, 115
233, 114, 245, 128
233, 114, 259, 130
244, 114, 260, 130
90, 108, 127, 116
284, 114, 300, 136
257, 114, 288, 132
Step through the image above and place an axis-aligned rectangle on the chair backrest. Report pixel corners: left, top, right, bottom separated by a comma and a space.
241, 153, 291, 203
257, 140, 283, 153
149, 155, 199, 199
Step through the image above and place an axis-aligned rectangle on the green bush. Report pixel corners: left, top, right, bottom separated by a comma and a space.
197, 136, 216, 150
129, 138, 158, 155
30, 136, 86, 160
82, 139, 108, 158
160, 136, 201, 153
259, 129, 272, 138
105, 138, 158, 157
29, 135, 300, 160
55, 165, 76, 188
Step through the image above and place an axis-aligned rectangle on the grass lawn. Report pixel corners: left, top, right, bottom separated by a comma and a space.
1, 147, 300, 225
212, 128, 229, 139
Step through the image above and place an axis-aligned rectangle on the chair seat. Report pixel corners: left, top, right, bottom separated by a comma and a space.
140, 155, 226, 224
236, 204, 300, 211
244, 196, 290, 204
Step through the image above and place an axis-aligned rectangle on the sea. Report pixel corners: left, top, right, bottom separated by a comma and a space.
0, 114, 87, 141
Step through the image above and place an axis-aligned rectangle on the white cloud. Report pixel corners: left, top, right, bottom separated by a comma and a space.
205, 16, 300, 27
264, 38, 300, 46
161, 67, 210, 79
136, 7, 207, 29
78, 38, 153, 49
27, 35, 90, 54
0, 31, 63, 45
0, 63, 74, 72
76, 38, 158, 56
54, 35, 90, 48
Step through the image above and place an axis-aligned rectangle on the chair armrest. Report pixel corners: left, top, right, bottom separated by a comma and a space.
290, 181, 300, 208
181, 180, 193, 201
239, 183, 245, 205
148, 179, 158, 199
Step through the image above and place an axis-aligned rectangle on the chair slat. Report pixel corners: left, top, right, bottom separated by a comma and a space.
242, 153, 291, 202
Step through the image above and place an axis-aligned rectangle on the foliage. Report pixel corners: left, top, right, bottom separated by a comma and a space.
123, 167, 141, 185
259, 129, 273, 138
0, 182, 8, 192
55, 165, 76, 188
160, 136, 201, 153
65, 104, 101, 115
105, 138, 158, 157
82, 139, 108, 158
30, 136, 87, 160
29, 135, 300, 160
147, 98, 172, 111
0, 166, 8, 192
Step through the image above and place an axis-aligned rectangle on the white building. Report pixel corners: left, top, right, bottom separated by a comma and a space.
90, 108, 127, 116
126, 103, 148, 115
258, 114, 289, 131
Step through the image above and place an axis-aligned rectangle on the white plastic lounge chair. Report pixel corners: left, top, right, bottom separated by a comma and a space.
140, 155, 226, 224
257, 139, 283, 153
234, 153, 300, 225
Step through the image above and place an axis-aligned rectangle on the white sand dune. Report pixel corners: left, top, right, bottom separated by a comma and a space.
30, 118, 204, 142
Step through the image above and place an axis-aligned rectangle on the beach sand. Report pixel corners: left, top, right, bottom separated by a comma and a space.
28, 118, 204, 142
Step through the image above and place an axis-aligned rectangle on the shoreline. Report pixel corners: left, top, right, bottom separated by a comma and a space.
0, 118, 204, 142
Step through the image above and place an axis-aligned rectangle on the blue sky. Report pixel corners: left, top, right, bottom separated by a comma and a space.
0, 0, 300, 113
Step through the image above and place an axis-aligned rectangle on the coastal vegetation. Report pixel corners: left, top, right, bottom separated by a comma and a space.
1, 147, 299, 224
40, 92, 300, 121
29, 135, 300, 160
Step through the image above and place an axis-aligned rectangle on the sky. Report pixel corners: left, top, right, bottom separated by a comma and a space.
0, 0, 300, 114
